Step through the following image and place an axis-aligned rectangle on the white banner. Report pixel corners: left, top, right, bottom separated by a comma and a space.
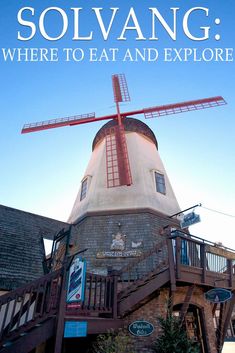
67, 257, 86, 303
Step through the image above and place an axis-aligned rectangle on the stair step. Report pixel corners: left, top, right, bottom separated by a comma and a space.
119, 274, 165, 300
119, 268, 169, 299
119, 265, 168, 292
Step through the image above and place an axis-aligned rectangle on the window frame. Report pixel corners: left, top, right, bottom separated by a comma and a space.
80, 177, 89, 201
154, 171, 166, 195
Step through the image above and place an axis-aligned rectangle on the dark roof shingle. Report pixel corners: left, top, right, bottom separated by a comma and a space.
0, 204, 68, 290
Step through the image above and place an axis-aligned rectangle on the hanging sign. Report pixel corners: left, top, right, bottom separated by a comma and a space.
129, 320, 154, 337
67, 257, 86, 303
205, 288, 232, 303
180, 212, 201, 229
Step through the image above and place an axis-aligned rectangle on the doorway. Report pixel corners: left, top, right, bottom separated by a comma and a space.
173, 304, 208, 353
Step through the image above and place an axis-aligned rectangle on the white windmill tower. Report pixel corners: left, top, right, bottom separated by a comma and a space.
22, 74, 226, 272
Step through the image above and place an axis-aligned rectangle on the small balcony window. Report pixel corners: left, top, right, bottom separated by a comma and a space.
155, 172, 166, 194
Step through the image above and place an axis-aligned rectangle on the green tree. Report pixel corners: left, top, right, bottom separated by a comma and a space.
90, 328, 134, 353
152, 314, 200, 353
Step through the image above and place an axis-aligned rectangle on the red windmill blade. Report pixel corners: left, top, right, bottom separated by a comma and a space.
21, 75, 227, 188
104, 74, 132, 188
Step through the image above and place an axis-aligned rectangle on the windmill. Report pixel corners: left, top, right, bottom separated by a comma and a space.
21, 74, 226, 189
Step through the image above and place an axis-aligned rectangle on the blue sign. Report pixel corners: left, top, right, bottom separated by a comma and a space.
205, 288, 232, 303
67, 257, 86, 303
129, 321, 154, 337
180, 212, 201, 229
64, 321, 87, 338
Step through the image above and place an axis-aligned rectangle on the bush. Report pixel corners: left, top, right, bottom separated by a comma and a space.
90, 328, 135, 353
152, 314, 200, 353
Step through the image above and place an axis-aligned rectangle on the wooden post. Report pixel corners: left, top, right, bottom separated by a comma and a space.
200, 243, 206, 284
221, 291, 235, 345
212, 303, 218, 317
112, 270, 118, 319
179, 285, 195, 324
227, 259, 233, 288
54, 266, 67, 353
167, 238, 176, 291
54, 226, 73, 353
217, 303, 225, 353
175, 236, 181, 279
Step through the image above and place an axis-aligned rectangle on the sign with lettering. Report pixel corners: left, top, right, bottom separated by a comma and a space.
67, 303, 81, 310
205, 288, 232, 303
180, 212, 201, 229
67, 257, 86, 303
96, 250, 142, 258
64, 321, 87, 338
129, 320, 154, 337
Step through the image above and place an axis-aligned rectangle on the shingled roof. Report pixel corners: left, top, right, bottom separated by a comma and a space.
0, 204, 68, 291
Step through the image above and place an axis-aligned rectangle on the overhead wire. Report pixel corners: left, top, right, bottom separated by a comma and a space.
199, 205, 235, 219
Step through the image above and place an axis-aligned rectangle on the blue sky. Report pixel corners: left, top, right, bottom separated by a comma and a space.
0, 0, 235, 249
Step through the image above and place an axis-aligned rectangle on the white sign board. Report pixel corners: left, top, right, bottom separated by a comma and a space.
180, 212, 201, 229
67, 257, 86, 303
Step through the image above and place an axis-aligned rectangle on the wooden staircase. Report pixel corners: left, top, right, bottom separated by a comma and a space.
0, 238, 170, 352
0, 318, 56, 353
117, 239, 170, 316
0, 268, 63, 353
118, 266, 170, 316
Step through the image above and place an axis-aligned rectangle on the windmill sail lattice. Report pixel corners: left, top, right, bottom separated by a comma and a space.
144, 96, 226, 119
105, 74, 132, 187
112, 74, 130, 103
105, 125, 132, 188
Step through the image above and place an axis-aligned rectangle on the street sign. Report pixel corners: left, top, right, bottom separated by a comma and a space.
180, 212, 201, 229
64, 321, 87, 338
129, 320, 154, 337
67, 257, 86, 303
205, 288, 232, 303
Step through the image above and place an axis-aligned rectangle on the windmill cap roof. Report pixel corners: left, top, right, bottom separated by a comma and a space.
92, 117, 158, 151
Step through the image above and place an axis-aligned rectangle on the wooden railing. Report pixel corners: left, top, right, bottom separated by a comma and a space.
118, 239, 168, 285
66, 272, 118, 318
66, 239, 170, 318
116, 239, 169, 301
51, 230, 235, 321
170, 230, 235, 287
0, 268, 63, 348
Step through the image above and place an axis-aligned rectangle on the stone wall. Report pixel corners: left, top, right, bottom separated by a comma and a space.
69, 210, 178, 274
